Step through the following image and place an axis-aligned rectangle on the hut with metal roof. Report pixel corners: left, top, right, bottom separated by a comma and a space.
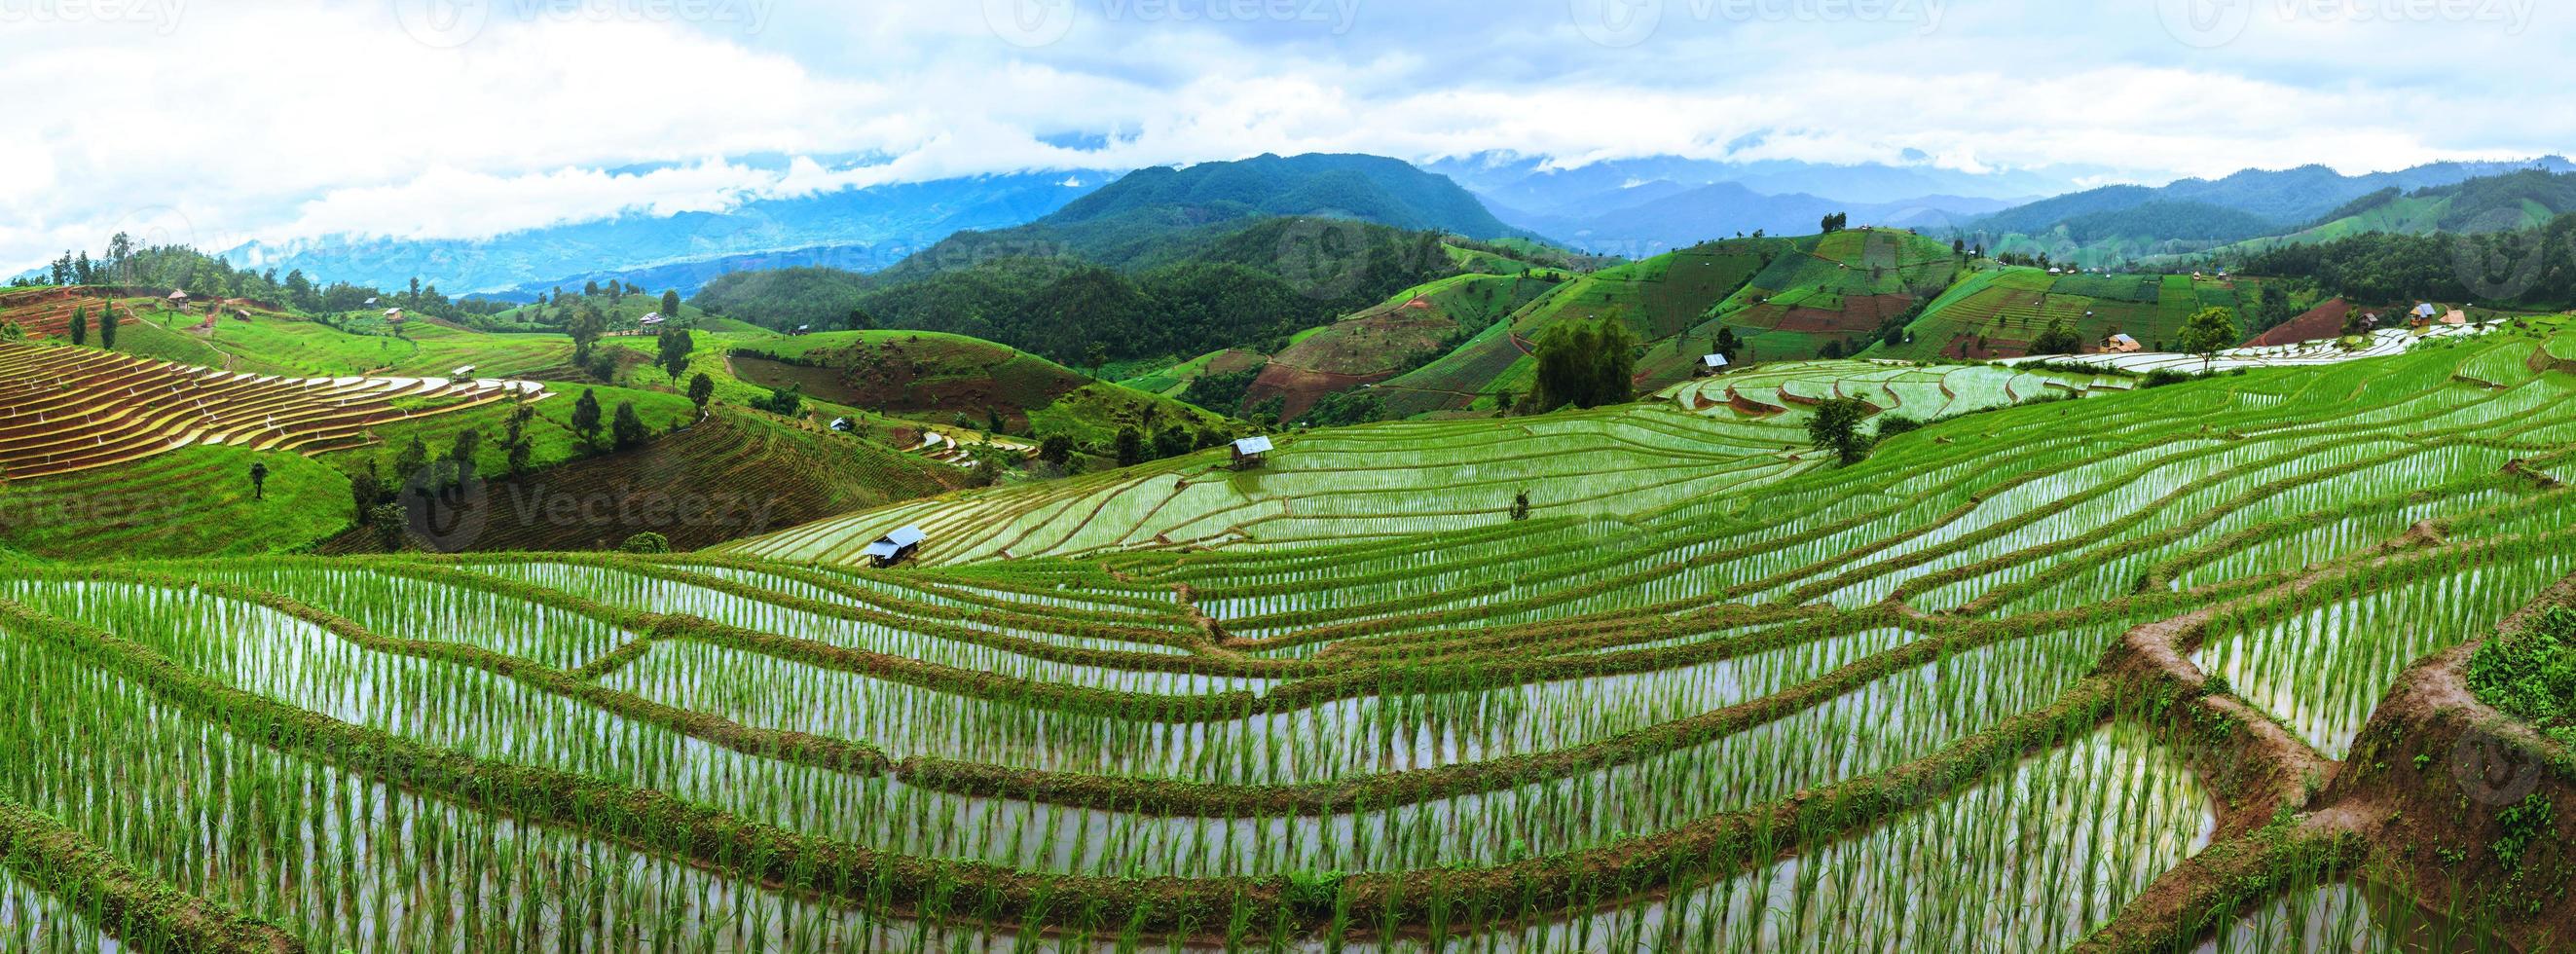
1231, 435, 1273, 470
861, 526, 927, 568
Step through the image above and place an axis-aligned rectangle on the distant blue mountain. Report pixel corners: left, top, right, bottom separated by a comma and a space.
1968, 157, 2576, 236
228, 171, 1114, 296
1426, 153, 2110, 212
1489, 180, 2016, 255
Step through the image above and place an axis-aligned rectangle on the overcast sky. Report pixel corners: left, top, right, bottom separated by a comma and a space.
1, 0, 2563, 271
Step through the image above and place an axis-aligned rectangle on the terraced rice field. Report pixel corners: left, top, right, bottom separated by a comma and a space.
1657, 360, 2134, 426
0, 341, 542, 479
2, 329, 2571, 950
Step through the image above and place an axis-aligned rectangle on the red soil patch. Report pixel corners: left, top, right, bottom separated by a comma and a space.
2248, 298, 2353, 348
1725, 388, 1787, 416
1242, 363, 1394, 421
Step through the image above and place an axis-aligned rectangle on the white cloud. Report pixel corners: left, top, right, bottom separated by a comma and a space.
4, 0, 2568, 273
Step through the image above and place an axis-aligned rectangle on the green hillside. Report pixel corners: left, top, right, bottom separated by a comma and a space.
0, 285, 1226, 560
721, 329, 1241, 450
1857, 264, 2298, 361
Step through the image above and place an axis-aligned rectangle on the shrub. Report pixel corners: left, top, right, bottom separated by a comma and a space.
619, 532, 673, 554
2468, 607, 2576, 742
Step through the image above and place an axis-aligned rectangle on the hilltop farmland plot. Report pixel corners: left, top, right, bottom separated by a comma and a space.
2, 331, 2574, 950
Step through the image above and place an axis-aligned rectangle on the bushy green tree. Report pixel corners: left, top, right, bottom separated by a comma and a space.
69, 308, 88, 346
1114, 427, 1145, 467
571, 389, 604, 448
1531, 319, 1638, 412
610, 400, 645, 450
1038, 435, 1075, 466
2030, 316, 2084, 355
687, 373, 716, 411
619, 532, 672, 554
1807, 396, 1874, 465
2178, 307, 2239, 372
656, 327, 694, 382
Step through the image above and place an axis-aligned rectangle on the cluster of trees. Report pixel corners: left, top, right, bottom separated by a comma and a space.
2241, 215, 2576, 306
566, 388, 650, 451
1110, 424, 1235, 467
58, 306, 120, 350
1819, 212, 1851, 234
1530, 319, 1638, 412
691, 267, 875, 332
1179, 367, 1263, 416
2030, 316, 2085, 355
691, 221, 1459, 367
15, 235, 516, 327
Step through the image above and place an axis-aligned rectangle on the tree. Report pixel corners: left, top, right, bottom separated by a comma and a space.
2030, 316, 2084, 356
1510, 491, 1531, 521
350, 460, 386, 521
1153, 425, 1193, 460
1531, 319, 1638, 412
2178, 307, 2239, 373
98, 305, 117, 349
1085, 342, 1111, 379
569, 304, 607, 367
687, 373, 716, 411
1807, 396, 1874, 466
847, 308, 875, 332
611, 400, 645, 451
571, 389, 605, 448
1713, 326, 1741, 361
583, 280, 602, 297
499, 404, 535, 477
447, 427, 482, 490
750, 385, 802, 418
660, 289, 681, 320
1114, 426, 1146, 467
369, 504, 408, 552
655, 327, 694, 383
247, 461, 269, 500
1038, 435, 1075, 466
69, 308, 88, 347
619, 532, 672, 554
393, 434, 429, 481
